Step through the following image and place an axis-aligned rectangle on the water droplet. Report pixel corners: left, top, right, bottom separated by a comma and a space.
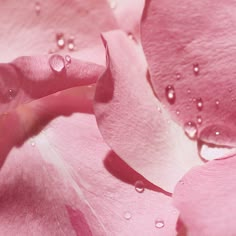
8, 89, 17, 100
49, 54, 65, 73
197, 115, 202, 124
184, 121, 198, 139
165, 85, 176, 104
135, 180, 145, 193
31, 141, 35, 147
65, 55, 71, 67
56, 33, 65, 49
196, 98, 203, 111
193, 63, 200, 75
155, 219, 165, 229
35, 1, 41, 15
157, 107, 162, 113
198, 125, 236, 161
124, 211, 132, 220
176, 73, 181, 80
128, 33, 135, 41
109, 0, 117, 9
187, 88, 191, 94
67, 36, 75, 51
176, 110, 180, 115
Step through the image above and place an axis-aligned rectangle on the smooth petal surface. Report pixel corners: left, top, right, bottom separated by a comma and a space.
94, 30, 203, 193
141, 0, 236, 151
0, 90, 178, 235
1, 0, 117, 64
173, 157, 236, 236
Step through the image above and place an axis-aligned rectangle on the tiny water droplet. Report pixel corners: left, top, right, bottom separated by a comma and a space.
31, 142, 35, 147
157, 107, 162, 113
67, 36, 75, 51
128, 33, 134, 41
215, 131, 220, 136
184, 121, 198, 139
49, 54, 65, 73
215, 99, 220, 108
124, 211, 132, 220
56, 33, 65, 49
228, 88, 232, 93
165, 85, 176, 104
197, 115, 202, 124
135, 180, 145, 193
196, 98, 203, 111
155, 219, 165, 229
65, 55, 71, 67
8, 89, 17, 100
176, 73, 181, 80
193, 63, 200, 75
35, 1, 41, 15
187, 88, 191, 94
109, 0, 117, 9
176, 110, 180, 115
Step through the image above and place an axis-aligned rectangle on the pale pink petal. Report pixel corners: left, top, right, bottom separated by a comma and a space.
0, 55, 103, 115
173, 156, 236, 236
1, 0, 117, 65
0, 90, 178, 235
94, 30, 203, 193
108, 0, 145, 39
141, 0, 236, 153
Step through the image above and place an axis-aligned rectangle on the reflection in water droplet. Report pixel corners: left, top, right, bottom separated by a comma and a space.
198, 125, 236, 161
155, 219, 165, 229
68, 36, 75, 51
56, 33, 65, 49
184, 121, 198, 139
193, 63, 199, 75
197, 115, 202, 124
124, 211, 132, 220
135, 180, 145, 193
196, 98, 203, 111
165, 85, 176, 104
49, 54, 65, 73
35, 1, 41, 15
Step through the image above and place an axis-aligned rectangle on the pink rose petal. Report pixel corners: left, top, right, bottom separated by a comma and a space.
1, 0, 117, 65
94, 30, 203, 192
141, 0, 236, 154
0, 90, 178, 235
174, 156, 236, 236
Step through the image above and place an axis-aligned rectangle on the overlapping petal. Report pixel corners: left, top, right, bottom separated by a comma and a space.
173, 157, 236, 236
94, 30, 203, 192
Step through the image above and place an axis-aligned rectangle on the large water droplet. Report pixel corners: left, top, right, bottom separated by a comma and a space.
49, 54, 65, 73
135, 180, 145, 193
198, 125, 236, 161
155, 219, 165, 229
35, 1, 41, 15
196, 98, 203, 111
193, 63, 200, 75
184, 121, 198, 139
67, 36, 75, 51
56, 33, 65, 49
165, 85, 176, 104
124, 211, 132, 220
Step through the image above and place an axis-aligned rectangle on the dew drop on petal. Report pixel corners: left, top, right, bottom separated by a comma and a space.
155, 219, 165, 229
176, 73, 181, 80
135, 180, 145, 193
196, 98, 203, 111
187, 88, 191, 94
49, 54, 65, 73
67, 36, 75, 51
8, 89, 17, 100
35, 1, 41, 15
56, 33, 65, 49
197, 115, 202, 124
165, 85, 176, 104
31, 141, 35, 147
193, 63, 200, 75
65, 55, 71, 67
176, 110, 180, 115
184, 121, 198, 139
123, 211, 132, 220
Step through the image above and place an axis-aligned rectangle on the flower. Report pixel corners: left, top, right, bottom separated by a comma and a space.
94, 0, 236, 235
0, 0, 180, 235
